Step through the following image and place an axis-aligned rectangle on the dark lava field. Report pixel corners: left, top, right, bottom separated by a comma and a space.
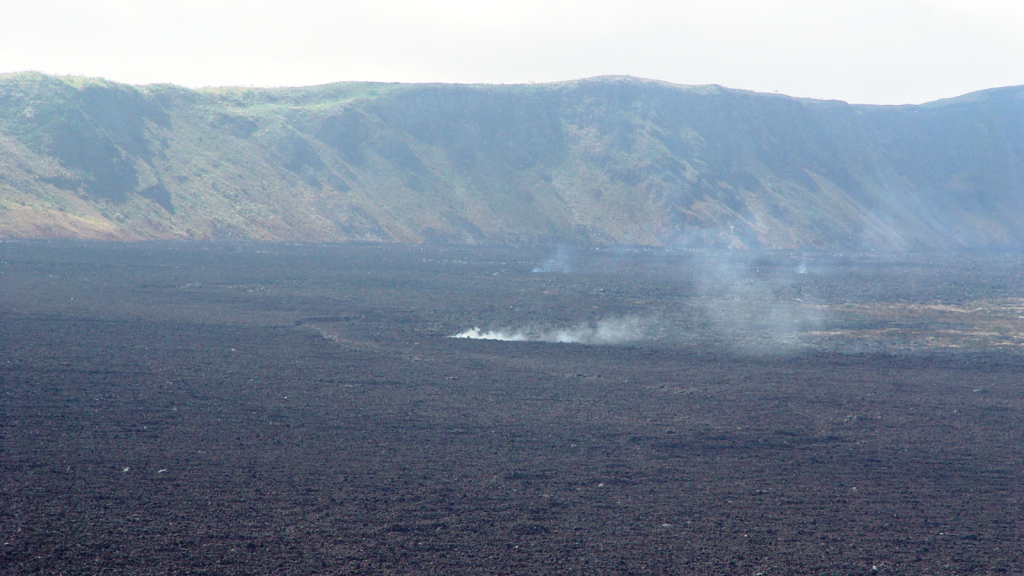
2, 242, 1023, 575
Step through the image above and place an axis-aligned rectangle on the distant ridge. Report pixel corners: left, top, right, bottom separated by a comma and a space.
2, 73, 1023, 249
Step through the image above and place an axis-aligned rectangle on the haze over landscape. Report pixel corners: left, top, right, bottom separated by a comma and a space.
2, 73, 1024, 248
4, 0, 1024, 105
4, 3, 1024, 575
4, 2, 1024, 248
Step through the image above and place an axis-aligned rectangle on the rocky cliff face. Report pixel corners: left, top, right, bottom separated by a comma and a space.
2, 73, 1023, 248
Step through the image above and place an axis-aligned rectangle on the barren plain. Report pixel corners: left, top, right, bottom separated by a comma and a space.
2, 242, 1023, 574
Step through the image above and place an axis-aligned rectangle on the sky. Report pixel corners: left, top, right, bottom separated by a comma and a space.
2, 0, 1023, 105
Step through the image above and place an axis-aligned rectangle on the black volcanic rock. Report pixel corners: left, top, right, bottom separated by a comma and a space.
1, 73, 1023, 248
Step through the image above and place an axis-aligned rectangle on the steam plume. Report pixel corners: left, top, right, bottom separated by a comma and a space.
532, 246, 572, 273
689, 252, 824, 350
453, 316, 647, 345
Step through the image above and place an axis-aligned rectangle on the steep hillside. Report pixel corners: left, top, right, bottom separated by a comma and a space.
2, 73, 1023, 248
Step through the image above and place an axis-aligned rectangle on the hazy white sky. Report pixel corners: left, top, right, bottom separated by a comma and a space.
2, 0, 1023, 104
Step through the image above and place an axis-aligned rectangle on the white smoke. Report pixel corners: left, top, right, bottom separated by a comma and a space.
690, 252, 824, 350
453, 316, 647, 345
532, 246, 572, 273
